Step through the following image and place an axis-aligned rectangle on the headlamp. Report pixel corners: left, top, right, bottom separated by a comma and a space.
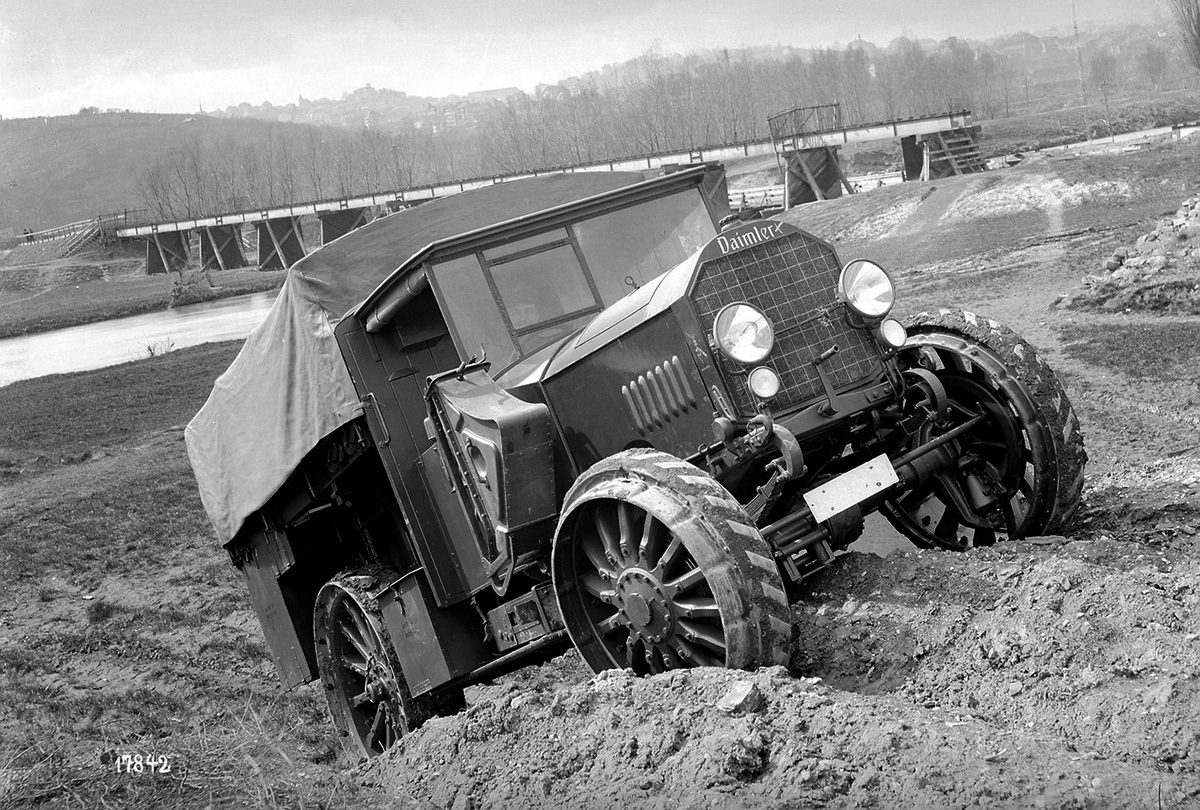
838, 260, 895, 320
877, 318, 908, 349
748, 366, 781, 399
713, 303, 774, 364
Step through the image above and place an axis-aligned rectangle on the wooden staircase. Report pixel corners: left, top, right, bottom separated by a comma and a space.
925, 127, 985, 179
59, 220, 101, 257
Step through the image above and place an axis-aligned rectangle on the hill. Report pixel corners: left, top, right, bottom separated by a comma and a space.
0, 112, 356, 238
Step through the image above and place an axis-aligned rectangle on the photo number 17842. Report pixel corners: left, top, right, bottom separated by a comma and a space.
114, 753, 171, 774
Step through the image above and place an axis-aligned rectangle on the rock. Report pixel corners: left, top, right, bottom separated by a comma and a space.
722, 732, 769, 778
510, 693, 540, 710
1113, 246, 1129, 259
1007, 681, 1024, 696
717, 681, 766, 714
1105, 258, 1122, 271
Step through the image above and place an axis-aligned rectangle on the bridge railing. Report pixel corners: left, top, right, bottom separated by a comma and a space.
2, 218, 96, 249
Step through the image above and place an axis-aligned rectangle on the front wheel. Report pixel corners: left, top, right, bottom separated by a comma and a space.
551, 449, 793, 675
883, 310, 1086, 551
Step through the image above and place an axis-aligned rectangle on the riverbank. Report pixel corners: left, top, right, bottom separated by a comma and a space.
0, 251, 284, 339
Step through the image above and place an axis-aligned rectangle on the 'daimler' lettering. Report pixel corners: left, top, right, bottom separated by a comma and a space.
715, 222, 784, 255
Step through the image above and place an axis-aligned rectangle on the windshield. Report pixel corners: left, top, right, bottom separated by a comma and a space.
429, 186, 717, 371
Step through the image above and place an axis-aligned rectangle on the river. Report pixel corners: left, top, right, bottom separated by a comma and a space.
0, 291, 276, 387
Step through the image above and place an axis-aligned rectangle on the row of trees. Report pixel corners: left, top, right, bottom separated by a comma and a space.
135, 124, 482, 220
136, 32, 1190, 220
478, 39, 1027, 173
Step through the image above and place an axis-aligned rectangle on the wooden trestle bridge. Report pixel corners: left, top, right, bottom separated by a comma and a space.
28, 108, 986, 275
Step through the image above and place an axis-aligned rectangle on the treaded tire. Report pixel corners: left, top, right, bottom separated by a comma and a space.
883, 309, 1086, 549
552, 449, 793, 674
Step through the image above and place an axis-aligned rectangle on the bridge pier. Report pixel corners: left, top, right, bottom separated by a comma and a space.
256, 217, 305, 271
783, 147, 854, 207
318, 207, 371, 245
145, 231, 189, 275
200, 225, 247, 272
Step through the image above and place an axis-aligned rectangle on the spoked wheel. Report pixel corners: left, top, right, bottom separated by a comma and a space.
313, 568, 463, 758
884, 310, 1086, 551
552, 449, 792, 674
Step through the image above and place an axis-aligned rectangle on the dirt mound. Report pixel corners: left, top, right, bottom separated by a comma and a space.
944, 170, 1132, 223
1059, 194, 1200, 314
368, 534, 1200, 809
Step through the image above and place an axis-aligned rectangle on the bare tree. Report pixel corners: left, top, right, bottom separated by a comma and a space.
240, 142, 262, 207
1170, 0, 1200, 75
301, 129, 328, 199
385, 128, 418, 189
356, 126, 387, 191
276, 132, 299, 203
135, 162, 174, 219
1090, 50, 1120, 138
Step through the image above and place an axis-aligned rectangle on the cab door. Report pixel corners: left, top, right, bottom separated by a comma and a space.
335, 288, 490, 606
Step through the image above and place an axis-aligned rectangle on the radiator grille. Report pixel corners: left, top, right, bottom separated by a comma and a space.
690, 231, 884, 415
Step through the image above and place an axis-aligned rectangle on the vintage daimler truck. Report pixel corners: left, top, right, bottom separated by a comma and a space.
186, 166, 1085, 757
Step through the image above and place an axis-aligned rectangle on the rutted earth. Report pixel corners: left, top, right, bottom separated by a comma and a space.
364, 140, 1200, 808
4, 138, 1200, 808
371, 537, 1200, 809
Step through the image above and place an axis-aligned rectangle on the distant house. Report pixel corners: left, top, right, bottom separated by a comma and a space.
998, 32, 1044, 60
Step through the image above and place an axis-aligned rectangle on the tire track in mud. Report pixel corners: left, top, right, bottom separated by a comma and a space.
884, 180, 975, 240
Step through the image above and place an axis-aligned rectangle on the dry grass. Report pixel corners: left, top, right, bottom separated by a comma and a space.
1061, 320, 1200, 387
0, 340, 402, 809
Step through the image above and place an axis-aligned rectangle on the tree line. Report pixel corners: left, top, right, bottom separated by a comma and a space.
136, 34, 1185, 221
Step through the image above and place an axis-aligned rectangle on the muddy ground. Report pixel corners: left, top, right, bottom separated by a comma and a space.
3, 137, 1200, 809
365, 140, 1200, 808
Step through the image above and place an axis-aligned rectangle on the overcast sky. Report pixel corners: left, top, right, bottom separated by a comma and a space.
0, 1, 1167, 119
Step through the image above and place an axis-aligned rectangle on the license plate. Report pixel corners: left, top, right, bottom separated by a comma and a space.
803, 454, 899, 523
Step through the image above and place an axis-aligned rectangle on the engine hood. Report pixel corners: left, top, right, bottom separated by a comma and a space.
543, 249, 702, 379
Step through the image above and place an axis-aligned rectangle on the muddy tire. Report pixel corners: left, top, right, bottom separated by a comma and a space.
313, 567, 464, 758
883, 309, 1086, 550
551, 449, 792, 674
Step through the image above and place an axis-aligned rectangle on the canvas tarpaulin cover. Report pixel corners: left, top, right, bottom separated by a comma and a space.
185, 172, 648, 545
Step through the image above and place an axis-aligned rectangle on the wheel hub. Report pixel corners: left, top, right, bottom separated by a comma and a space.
613, 568, 674, 643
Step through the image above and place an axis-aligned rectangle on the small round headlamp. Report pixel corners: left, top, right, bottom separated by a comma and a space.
877, 318, 908, 349
839, 260, 895, 320
748, 366, 781, 399
713, 303, 774, 364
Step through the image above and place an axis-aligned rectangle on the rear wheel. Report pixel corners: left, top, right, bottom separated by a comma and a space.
884, 310, 1086, 550
313, 567, 464, 758
552, 449, 792, 674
